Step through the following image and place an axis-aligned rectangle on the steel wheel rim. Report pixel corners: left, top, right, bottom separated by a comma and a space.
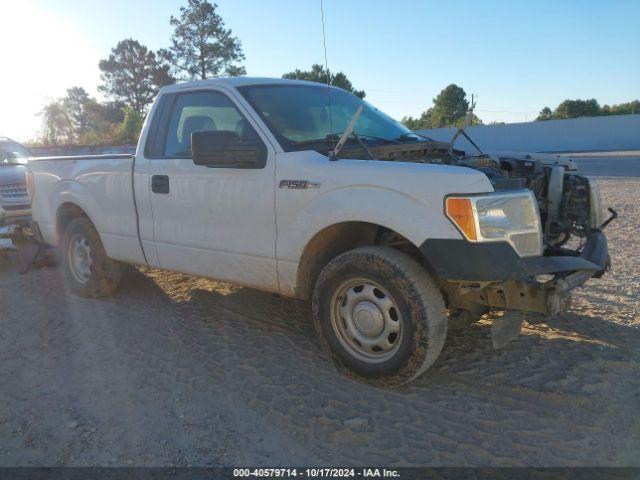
68, 233, 93, 284
330, 277, 403, 364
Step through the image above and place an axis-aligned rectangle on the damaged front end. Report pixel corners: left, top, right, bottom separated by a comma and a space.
437, 231, 610, 313
424, 148, 614, 317
344, 140, 616, 344
436, 229, 611, 347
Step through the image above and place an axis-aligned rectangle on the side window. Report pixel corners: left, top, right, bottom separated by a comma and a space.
163, 90, 264, 158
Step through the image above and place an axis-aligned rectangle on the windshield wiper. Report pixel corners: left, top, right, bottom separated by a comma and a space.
292, 136, 357, 148
291, 134, 374, 159
449, 109, 484, 155
330, 106, 364, 160
355, 133, 401, 144
291, 102, 400, 160
295, 133, 398, 148
396, 132, 435, 142
350, 132, 375, 160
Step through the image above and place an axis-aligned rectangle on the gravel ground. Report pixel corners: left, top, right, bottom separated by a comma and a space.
0, 178, 638, 467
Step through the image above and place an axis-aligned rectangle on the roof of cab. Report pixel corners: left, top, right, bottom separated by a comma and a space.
158, 76, 339, 94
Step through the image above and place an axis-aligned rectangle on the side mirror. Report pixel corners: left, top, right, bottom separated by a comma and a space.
191, 130, 266, 169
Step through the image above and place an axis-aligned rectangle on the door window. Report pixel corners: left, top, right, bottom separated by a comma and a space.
163, 91, 264, 158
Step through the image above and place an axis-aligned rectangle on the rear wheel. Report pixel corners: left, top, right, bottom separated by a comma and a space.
62, 217, 123, 298
312, 246, 447, 385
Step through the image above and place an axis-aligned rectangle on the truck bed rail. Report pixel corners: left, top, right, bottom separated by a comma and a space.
29, 154, 134, 162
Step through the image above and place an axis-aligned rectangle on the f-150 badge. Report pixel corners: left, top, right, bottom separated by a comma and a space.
279, 180, 321, 189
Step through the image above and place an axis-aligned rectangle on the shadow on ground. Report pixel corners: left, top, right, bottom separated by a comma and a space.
43, 264, 633, 467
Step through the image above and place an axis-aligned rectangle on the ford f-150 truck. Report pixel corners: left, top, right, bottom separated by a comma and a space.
28, 77, 613, 384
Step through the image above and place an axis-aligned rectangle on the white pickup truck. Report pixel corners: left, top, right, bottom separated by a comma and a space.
28, 77, 613, 384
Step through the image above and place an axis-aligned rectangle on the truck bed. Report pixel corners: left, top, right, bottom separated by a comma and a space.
29, 154, 147, 265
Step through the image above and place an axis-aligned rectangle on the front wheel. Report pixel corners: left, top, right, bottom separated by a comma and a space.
61, 217, 123, 298
312, 246, 447, 385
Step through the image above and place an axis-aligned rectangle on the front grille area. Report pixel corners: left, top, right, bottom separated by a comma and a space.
2, 204, 30, 211
0, 183, 28, 200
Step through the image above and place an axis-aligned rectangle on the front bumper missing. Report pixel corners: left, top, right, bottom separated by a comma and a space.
424, 232, 610, 316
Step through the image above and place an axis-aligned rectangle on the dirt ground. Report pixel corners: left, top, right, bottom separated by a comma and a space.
0, 178, 638, 467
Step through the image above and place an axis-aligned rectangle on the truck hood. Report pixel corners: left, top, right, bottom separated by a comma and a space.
340, 141, 580, 191
342, 141, 578, 171
0, 164, 28, 185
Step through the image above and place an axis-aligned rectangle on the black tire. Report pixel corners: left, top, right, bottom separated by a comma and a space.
312, 246, 447, 385
61, 217, 123, 298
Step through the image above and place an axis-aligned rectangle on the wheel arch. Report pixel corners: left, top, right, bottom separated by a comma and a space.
44, 179, 104, 246
294, 221, 432, 300
56, 202, 97, 240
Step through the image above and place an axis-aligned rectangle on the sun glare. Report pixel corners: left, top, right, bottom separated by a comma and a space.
0, 1, 101, 142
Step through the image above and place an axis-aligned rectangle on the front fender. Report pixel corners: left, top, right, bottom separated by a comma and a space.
277, 185, 463, 263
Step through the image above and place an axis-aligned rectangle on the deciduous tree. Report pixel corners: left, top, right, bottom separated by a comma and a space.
601, 100, 639, 116
536, 98, 639, 121
553, 99, 600, 119
536, 106, 554, 121
62, 87, 91, 140
283, 64, 366, 98
117, 108, 144, 144
39, 93, 128, 146
402, 84, 480, 129
80, 100, 125, 144
40, 101, 72, 145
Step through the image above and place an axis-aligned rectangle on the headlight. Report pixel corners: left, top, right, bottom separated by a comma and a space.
445, 190, 542, 257
587, 178, 603, 229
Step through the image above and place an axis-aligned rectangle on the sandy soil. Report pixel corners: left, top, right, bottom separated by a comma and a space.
0, 179, 638, 467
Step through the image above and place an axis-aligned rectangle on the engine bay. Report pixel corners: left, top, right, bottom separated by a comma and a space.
342, 140, 602, 251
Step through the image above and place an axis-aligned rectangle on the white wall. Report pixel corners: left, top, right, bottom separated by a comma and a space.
417, 114, 640, 153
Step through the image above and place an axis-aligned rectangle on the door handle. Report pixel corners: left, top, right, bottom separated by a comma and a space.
151, 175, 170, 194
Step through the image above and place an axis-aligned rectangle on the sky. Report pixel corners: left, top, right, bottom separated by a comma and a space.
1, 0, 638, 142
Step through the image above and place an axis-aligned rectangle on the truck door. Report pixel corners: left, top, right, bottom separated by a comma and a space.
146, 88, 278, 291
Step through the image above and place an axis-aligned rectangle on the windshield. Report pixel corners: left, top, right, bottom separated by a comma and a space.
238, 84, 418, 152
0, 142, 32, 165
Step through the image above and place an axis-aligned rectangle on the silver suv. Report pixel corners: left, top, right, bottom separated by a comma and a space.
0, 137, 31, 227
